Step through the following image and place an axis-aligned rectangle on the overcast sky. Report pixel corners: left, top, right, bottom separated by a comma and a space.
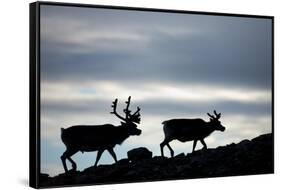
40, 5, 272, 176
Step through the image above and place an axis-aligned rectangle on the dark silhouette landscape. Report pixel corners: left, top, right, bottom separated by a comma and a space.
39, 133, 273, 187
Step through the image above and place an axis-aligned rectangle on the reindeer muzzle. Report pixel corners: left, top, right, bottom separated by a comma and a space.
220, 126, 226, 132
135, 129, 142, 136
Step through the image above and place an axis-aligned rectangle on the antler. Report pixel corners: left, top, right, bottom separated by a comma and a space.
123, 96, 132, 120
207, 110, 221, 120
132, 106, 140, 116
111, 96, 141, 124
207, 112, 215, 119
213, 110, 221, 119
110, 98, 126, 121
130, 106, 141, 124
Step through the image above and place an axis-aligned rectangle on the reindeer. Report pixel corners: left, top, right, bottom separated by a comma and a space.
60, 96, 141, 172
160, 110, 225, 157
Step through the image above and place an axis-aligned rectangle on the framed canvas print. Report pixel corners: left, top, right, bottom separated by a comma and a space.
29, 1, 274, 188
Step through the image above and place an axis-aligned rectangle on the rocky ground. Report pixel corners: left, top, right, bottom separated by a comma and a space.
39, 133, 273, 187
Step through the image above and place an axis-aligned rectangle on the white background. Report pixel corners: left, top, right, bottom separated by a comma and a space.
0, 0, 279, 189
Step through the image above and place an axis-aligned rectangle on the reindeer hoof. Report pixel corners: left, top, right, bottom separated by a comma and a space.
72, 165, 77, 171
69, 168, 77, 172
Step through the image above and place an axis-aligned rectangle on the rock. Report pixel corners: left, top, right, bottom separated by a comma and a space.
237, 139, 251, 150
174, 153, 185, 158
39, 173, 51, 183
252, 133, 271, 142
39, 133, 273, 187
152, 156, 168, 161
127, 147, 153, 162
117, 158, 130, 165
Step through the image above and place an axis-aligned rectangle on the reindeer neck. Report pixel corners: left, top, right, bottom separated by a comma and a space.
114, 125, 130, 145
206, 121, 217, 132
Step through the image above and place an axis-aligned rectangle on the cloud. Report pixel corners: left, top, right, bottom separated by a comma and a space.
41, 5, 272, 89
41, 80, 271, 104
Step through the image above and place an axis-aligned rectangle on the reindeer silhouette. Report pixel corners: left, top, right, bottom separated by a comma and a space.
160, 110, 225, 157
60, 96, 141, 172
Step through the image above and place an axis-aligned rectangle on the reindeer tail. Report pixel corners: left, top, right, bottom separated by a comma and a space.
60, 128, 67, 145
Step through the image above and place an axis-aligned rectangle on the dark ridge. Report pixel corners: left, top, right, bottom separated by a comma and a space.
40, 133, 273, 187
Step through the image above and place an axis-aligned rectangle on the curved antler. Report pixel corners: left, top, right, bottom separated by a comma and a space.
111, 96, 141, 124
132, 106, 141, 116
130, 106, 141, 124
213, 110, 221, 119
207, 110, 221, 120
207, 112, 215, 119
110, 98, 126, 121
123, 96, 132, 120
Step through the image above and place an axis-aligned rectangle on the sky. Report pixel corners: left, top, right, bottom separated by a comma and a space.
40, 5, 272, 176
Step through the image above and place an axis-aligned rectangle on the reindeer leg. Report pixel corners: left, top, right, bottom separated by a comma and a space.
67, 156, 77, 171
166, 143, 174, 157
160, 141, 166, 157
94, 149, 104, 167
192, 140, 198, 153
107, 148, 117, 163
61, 151, 68, 173
200, 139, 207, 150
160, 139, 174, 157
61, 149, 78, 172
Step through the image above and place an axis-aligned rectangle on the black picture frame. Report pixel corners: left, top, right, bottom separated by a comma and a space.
30, 1, 274, 188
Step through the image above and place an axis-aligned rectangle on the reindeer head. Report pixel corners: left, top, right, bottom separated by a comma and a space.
111, 96, 142, 136
207, 110, 226, 132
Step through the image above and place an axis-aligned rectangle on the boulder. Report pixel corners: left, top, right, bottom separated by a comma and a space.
127, 147, 153, 162
174, 153, 185, 158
